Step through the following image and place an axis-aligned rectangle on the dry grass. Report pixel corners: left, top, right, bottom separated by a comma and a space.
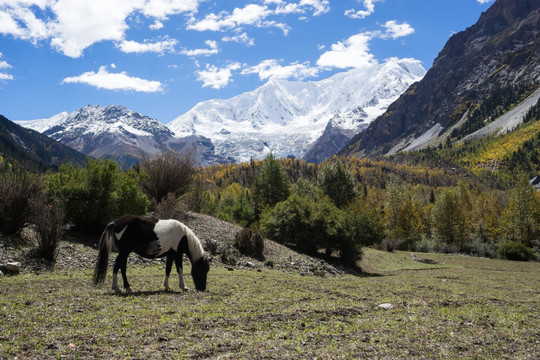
1, 249, 539, 359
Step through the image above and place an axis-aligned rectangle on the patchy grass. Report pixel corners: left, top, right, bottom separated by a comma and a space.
1, 253, 539, 359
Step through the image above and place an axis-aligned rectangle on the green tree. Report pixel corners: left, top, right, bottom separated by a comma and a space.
431, 186, 472, 248
252, 153, 290, 212
47, 159, 148, 232
317, 158, 356, 209
500, 175, 539, 245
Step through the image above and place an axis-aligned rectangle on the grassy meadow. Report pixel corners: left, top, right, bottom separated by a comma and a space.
1, 249, 539, 359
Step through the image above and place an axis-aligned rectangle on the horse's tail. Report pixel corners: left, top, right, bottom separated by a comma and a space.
93, 222, 115, 286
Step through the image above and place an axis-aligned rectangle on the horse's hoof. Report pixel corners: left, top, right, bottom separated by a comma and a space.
125, 287, 132, 293
182, 287, 188, 292
113, 288, 121, 294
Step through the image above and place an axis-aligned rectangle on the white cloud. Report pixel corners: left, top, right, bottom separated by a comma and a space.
62, 65, 163, 93
0, 53, 14, 81
241, 59, 319, 81
299, 0, 330, 16
222, 32, 255, 47
381, 20, 415, 39
187, 1, 328, 35
196, 62, 242, 89
187, 4, 277, 32
117, 38, 178, 54
0, 0, 203, 58
149, 20, 164, 30
317, 33, 376, 69
180, 40, 218, 57
345, 0, 378, 19
141, 0, 200, 19
477, 0, 493, 4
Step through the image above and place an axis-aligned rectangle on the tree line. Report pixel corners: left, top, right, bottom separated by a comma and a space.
1, 150, 539, 266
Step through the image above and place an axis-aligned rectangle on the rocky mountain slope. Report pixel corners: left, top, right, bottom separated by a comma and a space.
0, 114, 86, 170
342, 0, 540, 158
16, 105, 223, 167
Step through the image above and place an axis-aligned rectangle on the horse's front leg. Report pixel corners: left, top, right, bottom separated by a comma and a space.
175, 253, 188, 291
164, 253, 174, 291
113, 252, 131, 293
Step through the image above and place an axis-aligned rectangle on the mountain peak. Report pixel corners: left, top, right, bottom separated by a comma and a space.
168, 59, 426, 163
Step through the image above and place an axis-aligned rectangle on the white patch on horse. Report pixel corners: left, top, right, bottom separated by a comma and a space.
179, 222, 204, 261
153, 220, 182, 257
114, 226, 128, 240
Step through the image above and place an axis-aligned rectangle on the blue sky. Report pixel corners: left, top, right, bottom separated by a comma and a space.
0, 0, 494, 124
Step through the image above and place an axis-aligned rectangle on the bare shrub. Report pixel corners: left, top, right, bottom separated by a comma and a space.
205, 239, 220, 256
0, 167, 41, 234
29, 193, 65, 261
221, 246, 239, 266
234, 228, 265, 260
376, 238, 403, 252
154, 192, 186, 219
140, 150, 194, 205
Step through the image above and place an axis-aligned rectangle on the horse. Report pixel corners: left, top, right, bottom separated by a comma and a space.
93, 215, 210, 293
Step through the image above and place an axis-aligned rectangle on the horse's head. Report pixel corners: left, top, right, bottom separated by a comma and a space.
191, 255, 210, 291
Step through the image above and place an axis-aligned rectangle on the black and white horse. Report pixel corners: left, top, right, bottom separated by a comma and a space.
93, 215, 210, 292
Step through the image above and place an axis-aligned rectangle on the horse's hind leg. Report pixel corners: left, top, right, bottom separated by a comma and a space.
174, 253, 188, 291
164, 253, 174, 291
113, 252, 131, 293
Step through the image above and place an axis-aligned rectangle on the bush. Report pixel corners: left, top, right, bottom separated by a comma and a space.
498, 241, 537, 261
154, 192, 183, 219
234, 228, 265, 260
221, 246, 239, 266
29, 193, 64, 261
47, 160, 148, 232
0, 167, 41, 234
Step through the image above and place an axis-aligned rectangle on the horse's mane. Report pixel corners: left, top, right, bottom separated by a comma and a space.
178, 221, 205, 261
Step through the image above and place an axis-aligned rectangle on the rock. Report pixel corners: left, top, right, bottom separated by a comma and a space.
0, 270, 3, 276
6, 262, 22, 273
245, 261, 255, 268
378, 303, 394, 310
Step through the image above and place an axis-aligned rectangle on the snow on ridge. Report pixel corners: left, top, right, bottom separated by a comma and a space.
168, 58, 427, 162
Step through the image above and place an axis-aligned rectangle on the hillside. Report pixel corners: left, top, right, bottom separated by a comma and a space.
0, 114, 87, 171
343, 0, 540, 158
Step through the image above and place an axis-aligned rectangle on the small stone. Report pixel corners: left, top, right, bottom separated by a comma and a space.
6, 262, 21, 272
378, 303, 394, 310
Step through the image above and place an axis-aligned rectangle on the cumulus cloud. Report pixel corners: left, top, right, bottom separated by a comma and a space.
187, 1, 329, 34
117, 38, 178, 54
381, 20, 415, 39
196, 62, 242, 89
222, 32, 255, 47
241, 59, 319, 81
187, 4, 276, 32
345, 0, 378, 19
0, 53, 14, 81
0, 0, 202, 58
317, 33, 375, 69
180, 40, 219, 57
62, 65, 163, 93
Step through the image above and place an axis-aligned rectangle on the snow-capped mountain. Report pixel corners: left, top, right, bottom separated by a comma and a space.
16, 58, 425, 166
15, 105, 220, 166
168, 58, 426, 163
